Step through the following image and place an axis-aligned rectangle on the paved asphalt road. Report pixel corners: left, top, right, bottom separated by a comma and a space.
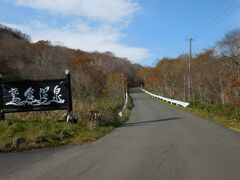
1, 88, 240, 180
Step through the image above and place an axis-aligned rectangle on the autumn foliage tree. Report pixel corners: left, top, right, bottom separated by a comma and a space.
0, 24, 140, 102
140, 29, 240, 106
104, 72, 126, 98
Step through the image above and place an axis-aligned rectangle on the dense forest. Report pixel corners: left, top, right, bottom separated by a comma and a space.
140, 29, 240, 107
1, 25, 240, 111
1, 25, 240, 109
0, 24, 144, 151
0, 24, 145, 131
0, 24, 143, 99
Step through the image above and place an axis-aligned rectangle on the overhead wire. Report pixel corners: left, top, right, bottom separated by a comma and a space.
195, 0, 239, 40
184, 0, 230, 55
191, 0, 227, 37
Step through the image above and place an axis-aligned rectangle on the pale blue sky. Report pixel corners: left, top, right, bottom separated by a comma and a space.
0, 0, 239, 66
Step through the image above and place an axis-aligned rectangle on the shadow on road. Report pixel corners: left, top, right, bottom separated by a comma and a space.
120, 117, 181, 127
128, 88, 143, 94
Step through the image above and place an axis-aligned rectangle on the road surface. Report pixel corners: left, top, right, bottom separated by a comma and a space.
1, 88, 240, 180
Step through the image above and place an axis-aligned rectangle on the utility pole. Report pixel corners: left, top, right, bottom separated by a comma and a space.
184, 76, 186, 102
186, 37, 194, 101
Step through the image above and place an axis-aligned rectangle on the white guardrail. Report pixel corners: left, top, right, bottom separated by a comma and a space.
141, 88, 190, 108
118, 90, 129, 117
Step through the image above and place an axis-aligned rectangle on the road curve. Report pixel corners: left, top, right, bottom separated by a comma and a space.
1, 88, 240, 180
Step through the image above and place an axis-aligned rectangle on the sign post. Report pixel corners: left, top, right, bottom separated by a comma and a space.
0, 74, 5, 120
65, 69, 72, 114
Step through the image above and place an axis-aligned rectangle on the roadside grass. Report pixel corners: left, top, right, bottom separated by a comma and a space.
187, 101, 240, 130
0, 95, 132, 152
144, 92, 240, 131
0, 119, 113, 152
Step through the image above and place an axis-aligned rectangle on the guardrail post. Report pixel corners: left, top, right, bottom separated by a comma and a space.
65, 70, 73, 114
0, 74, 5, 120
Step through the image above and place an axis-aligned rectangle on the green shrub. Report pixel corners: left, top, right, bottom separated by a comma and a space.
190, 100, 239, 120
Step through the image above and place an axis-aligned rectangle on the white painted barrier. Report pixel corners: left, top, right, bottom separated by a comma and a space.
141, 88, 190, 108
118, 90, 129, 117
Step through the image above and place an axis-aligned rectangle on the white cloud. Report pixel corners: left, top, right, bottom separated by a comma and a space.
3, 21, 150, 63
5, 0, 150, 63
14, 0, 140, 23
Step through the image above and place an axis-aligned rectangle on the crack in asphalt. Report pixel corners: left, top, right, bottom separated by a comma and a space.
157, 145, 172, 180
77, 162, 98, 178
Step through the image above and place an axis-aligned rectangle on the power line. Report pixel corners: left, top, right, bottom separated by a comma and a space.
183, 0, 239, 58
191, 0, 227, 37
195, 0, 239, 40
